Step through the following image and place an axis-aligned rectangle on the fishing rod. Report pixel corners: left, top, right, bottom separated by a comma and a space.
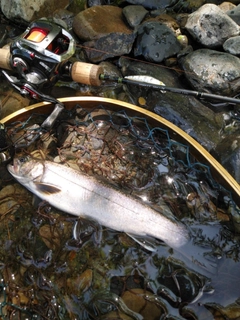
0, 19, 239, 109
99, 74, 240, 108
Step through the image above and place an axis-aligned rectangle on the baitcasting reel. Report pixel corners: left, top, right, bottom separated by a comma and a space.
11, 19, 75, 87
2, 19, 75, 101
0, 19, 103, 163
0, 19, 103, 102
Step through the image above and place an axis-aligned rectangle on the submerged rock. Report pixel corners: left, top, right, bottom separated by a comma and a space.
119, 57, 221, 150
213, 133, 240, 183
121, 288, 164, 319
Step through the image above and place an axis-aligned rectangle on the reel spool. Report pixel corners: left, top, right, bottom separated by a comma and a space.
10, 19, 76, 89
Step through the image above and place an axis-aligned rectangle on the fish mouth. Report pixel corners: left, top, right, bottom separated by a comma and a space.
7, 159, 20, 176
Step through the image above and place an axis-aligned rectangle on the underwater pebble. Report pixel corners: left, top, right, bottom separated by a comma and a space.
121, 288, 164, 319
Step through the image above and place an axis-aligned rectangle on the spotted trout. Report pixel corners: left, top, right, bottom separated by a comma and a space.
8, 157, 218, 274
8, 156, 190, 249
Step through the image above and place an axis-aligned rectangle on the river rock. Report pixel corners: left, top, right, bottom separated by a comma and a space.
125, 0, 178, 10
119, 57, 221, 151
134, 21, 181, 63
87, 0, 102, 6
227, 3, 240, 24
171, 0, 208, 13
223, 35, 240, 55
121, 288, 164, 319
213, 133, 240, 183
122, 5, 148, 28
181, 48, 240, 96
84, 32, 136, 63
1, 0, 69, 22
73, 5, 136, 62
185, 3, 240, 48
73, 6, 133, 41
219, 2, 236, 13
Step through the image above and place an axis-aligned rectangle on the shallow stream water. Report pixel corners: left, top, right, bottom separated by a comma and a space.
0, 104, 239, 319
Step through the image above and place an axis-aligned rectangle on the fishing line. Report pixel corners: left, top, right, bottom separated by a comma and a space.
76, 43, 190, 76
75, 43, 240, 108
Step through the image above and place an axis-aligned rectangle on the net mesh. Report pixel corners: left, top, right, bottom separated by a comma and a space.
0, 104, 239, 319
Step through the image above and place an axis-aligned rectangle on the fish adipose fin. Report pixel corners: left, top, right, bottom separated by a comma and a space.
34, 182, 62, 195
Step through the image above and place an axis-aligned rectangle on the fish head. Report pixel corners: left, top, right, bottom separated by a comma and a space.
7, 156, 44, 185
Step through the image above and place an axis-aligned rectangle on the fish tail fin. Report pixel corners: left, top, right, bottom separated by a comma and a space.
178, 241, 219, 276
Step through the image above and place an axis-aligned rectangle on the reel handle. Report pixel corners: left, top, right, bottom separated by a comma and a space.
0, 47, 103, 86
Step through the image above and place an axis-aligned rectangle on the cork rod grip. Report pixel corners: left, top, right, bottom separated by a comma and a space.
71, 61, 103, 86
0, 47, 12, 70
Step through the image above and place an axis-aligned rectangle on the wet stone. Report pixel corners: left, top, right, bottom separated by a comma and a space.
73, 5, 133, 41
171, 0, 209, 13
0, 88, 30, 119
181, 48, 240, 95
219, 2, 236, 13
1, 0, 69, 22
83, 32, 136, 63
119, 57, 221, 151
67, 269, 93, 295
227, 3, 240, 25
125, 0, 178, 10
205, 299, 240, 319
185, 3, 240, 48
223, 35, 240, 55
134, 21, 181, 63
122, 5, 148, 28
0, 184, 32, 216
213, 133, 240, 183
100, 311, 134, 320
121, 288, 164, 319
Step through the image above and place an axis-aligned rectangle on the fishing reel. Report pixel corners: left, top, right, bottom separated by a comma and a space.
0, 19, 104, 164
0, 19, 103, 103
1, 19, 76, 101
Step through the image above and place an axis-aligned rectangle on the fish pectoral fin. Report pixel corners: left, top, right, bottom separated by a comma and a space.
126, 233, 158, 252
34, 182, 61, 195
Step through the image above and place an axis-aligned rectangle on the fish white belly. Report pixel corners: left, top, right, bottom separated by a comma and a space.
28, 161, 189, 249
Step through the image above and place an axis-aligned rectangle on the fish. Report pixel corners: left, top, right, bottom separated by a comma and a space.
7, 156, 217, 274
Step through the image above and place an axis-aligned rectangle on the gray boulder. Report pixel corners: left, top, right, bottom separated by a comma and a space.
73, 6, 136, 63
125, 0, 178, 10
134, 21, 181, 63
122, 5, 148, 28
185, 4, 240, 48
223, 36, 240, 55
181, 48, 240, 95
1, 0, 69, 22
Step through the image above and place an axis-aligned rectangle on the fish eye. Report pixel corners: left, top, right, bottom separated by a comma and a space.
19, 156, 29, 163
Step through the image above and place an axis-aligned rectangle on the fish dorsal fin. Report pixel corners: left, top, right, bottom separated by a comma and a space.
34, 182, 61, 195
